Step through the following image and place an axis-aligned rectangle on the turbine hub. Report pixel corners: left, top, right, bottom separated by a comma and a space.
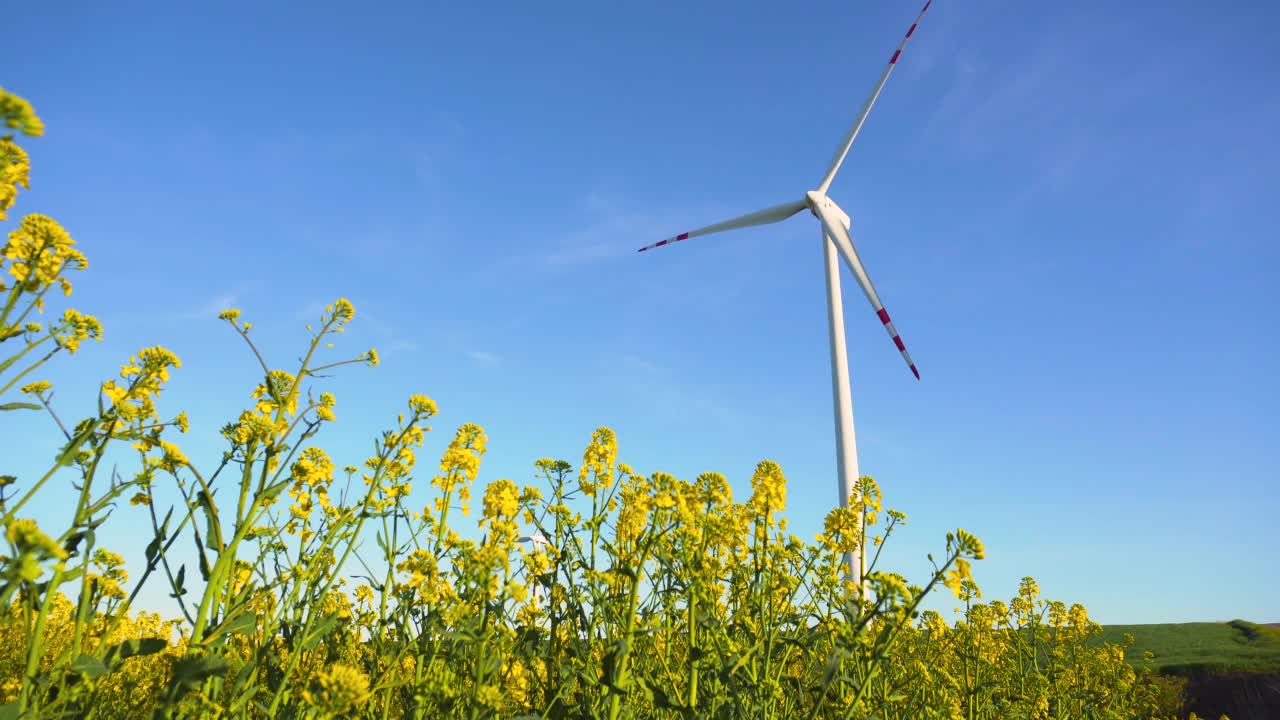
806, 191, 851, 229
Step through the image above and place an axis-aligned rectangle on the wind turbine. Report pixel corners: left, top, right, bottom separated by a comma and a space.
638, 2, 934, 586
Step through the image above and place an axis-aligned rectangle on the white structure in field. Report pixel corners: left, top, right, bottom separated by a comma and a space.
638, 2, 936, 588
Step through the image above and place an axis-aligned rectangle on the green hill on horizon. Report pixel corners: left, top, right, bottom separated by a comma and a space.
1096, 620, 1280, 674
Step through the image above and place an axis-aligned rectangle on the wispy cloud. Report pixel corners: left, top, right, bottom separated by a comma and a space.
496, 190, 731, 272
617, 353, 747, 427
540, 210, 669, 268
620, 353, 663, 376
466, 349, 502, 367
176, 290, 241, 321
918, 41, 1073, 162
293, 299, 331, 323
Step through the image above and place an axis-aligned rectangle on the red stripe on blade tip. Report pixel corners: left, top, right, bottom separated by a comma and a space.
910, 364, 920, 380
893, 336, 906, 352
877, 309, 891, 325
906, 23, 917, 38
889, 49, 902, 64
676, 232, 690, 241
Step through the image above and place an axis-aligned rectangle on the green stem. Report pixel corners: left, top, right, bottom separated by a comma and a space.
19, 563, 68, 715
0, 338, 57, 393
606, 540, 651, 720
0, 277, 26, 330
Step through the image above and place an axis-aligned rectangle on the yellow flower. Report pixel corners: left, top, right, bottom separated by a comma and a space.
475, 684, 503, 710
942, 557, 974, 599
292, 447, 336, 488
1018, 576, 1039, 600
302, 664, 371, 715
433, 423, 486, 498
98, 346, 180, 425
5, 518, 67, 579
1068, 603, 1089, 629
482, 479, 520, 521
0, 89, 42, 220
156, 440, 189, 472
748, 460, 787, 518
524, 549, 551, 578
819, 505, 860, 554
366, 348, 379, 367
694, 471, 733, 507
0, 88, 44, 136
55, 308, 103, 354
949, 528, 986, 560
408, 393, 436, 416
316, 391, 337, 422
253, 369, 299, 416
217, 308, 241, 322
0, 139, 32, 221
4, 214, 85, 288
19, 380, 51, 396
225, 409, 278, 446
855, 476, 883, 525
578, 427, 617, 495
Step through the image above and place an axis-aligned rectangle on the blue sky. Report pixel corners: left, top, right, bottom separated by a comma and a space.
5, 0, 1277, 623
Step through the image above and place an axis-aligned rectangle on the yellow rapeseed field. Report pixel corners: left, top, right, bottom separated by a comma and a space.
0, 86, 1216, 719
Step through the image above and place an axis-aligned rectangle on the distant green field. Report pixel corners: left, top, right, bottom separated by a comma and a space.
1095, 620, 1280, 674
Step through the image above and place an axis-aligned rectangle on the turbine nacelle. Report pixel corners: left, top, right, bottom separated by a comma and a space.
805, 191, 851, 231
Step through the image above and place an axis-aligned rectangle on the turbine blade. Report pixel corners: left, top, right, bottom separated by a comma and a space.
637, 199, 807, 253
811, 197, 920, 380
817, 0, 935, 194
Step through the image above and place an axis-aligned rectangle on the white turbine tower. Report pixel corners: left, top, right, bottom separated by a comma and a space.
638, 2, 934, 586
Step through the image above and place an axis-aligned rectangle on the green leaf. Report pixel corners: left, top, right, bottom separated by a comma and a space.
822, 649, 844, 689
197, 544, 211, 582
0, 700, 19, 720
106, 637, 168, 667
647, 681, 684, 710
204, 611, 258, 646
145, 509, 173, 567
198, 491, 221, 552
300, 614, 341, 651
71, 654, 108, 679
225, 612, 258, 635
0, 402, 40, 411
57, 566, 84, 586
259, 478, 291, 503
168, 655, 229, 694
601, 638, 631, 693
170, 564, 187, 598
62, 528, 95, 558
144, 535, 162, 566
